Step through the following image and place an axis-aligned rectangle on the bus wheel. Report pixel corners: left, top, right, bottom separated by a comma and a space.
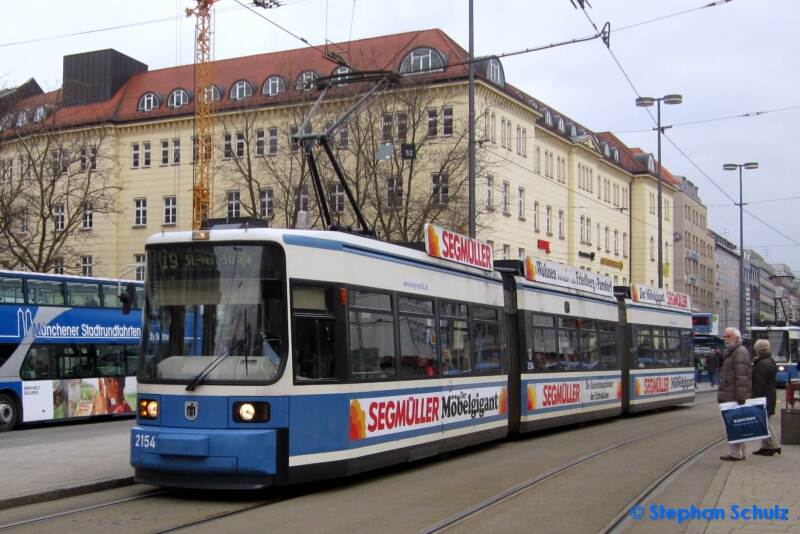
0, 394, 17, 432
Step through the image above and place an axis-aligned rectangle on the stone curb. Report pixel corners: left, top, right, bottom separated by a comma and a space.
0, 477, 135, 512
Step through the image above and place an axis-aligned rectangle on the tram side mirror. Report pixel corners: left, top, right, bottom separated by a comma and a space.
120, 282, 137, 315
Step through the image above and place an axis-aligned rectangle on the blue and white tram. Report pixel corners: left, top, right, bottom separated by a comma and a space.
620, 284, 694, 412
131, 222, 508, 489
498, 258, 622, 432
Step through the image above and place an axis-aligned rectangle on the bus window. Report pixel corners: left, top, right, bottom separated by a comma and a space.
102, 285, 123, 308
66, 282, 101, 307
20, 346, 55, 379
293, 285, 337, 381
27, 279, 65, 306
0, 277, 24, 303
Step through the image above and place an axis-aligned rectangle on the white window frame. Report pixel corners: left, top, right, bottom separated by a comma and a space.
164, 196, 177, 225
81, 256, 93, 277
82, 202, 93, 230
227, 191, 241, 218
134, 198, 147, 227
231, 80, 253, 100
260, 188, 274, 218
518, 187, 525, 219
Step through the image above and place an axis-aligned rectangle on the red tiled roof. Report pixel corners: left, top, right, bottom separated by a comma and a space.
629, 147, 679, 185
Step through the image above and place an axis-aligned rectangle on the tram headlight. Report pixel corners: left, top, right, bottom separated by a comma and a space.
233, 401, 270, 423
779, 366, 786, 372
139, 399, 159, 420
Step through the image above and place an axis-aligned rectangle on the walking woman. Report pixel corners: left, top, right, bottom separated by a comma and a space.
752, 339, 781, 456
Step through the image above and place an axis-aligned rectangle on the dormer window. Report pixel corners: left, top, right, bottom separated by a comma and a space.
167, 89, 191, 109
544, 110, 553, 127
400, 47, 446, 74
613, 148, 620, 162
204, 85, 223, 104
603, 144, 610, 157
295, 71, 320, 92
570, 124, 577, 137
262, 76, 286, 97
230, 80, 254, 100
0, 114, 13, 130
138, 93, 161, 113
647, 154, 655, 173
487, 57, 505, 86
557, 117, 565, 133
16, 110, 30, 128
33, 105, 52, 123
332, 66, 353, 86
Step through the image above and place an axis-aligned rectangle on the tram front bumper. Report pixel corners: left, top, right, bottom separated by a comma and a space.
130, 426, 277, 475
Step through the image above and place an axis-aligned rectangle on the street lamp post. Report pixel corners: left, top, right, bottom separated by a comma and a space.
635, 94, 682, 288
723, 162, 758, 335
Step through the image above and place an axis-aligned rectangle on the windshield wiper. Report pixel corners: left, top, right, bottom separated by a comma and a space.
185, 338, 245, 391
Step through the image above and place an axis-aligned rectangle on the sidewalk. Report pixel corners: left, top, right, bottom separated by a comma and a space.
686, 393, 800, 533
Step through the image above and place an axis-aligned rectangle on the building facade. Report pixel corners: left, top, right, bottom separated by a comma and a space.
710, 229, 740, 333
0, 30, 675, 288
673, 176, 714, 311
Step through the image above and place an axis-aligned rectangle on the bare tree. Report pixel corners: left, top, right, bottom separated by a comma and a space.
0, 107, 122, 272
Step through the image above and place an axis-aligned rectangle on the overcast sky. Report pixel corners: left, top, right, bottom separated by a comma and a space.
3, 0, 798, 272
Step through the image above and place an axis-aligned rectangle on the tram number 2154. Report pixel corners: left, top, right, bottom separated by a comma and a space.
135, 434, 157, 449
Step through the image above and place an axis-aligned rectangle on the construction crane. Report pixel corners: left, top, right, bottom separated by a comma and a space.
186, 0, 215, 230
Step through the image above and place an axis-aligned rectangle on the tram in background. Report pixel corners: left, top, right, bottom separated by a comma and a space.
130, 221, 694, 489
0, 270, 143, 432
750, 325, 800, 385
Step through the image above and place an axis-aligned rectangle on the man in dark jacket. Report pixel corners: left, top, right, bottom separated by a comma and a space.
706, 347, 720, 387
751, 339, 780, 456
718, 327, 752, 461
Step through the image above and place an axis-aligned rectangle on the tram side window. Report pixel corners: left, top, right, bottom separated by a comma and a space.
440, 301, 470, 375
399, 296, 437, 378
651, 329, 670, 367
350, 290, 396, 381
293, 285, 336, 381
66, 282, 101, 307
558, 318, 581, 371
27, 280, 65, 306
634, 326, 654, 369
598, 322, 618, 370
474, 307, 502, 375
664, 330, 681, 368
0, 277, 24, 303
578, 320, 598, 370
680, 330, 694, 366
529, 314, 557, 371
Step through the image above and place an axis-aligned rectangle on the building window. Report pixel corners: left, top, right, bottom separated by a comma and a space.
521, 128, 527, 157
50, 150, 68, 176
502, 181, 510, 214
442, 107, 453, 136
82, 203, 93, 230
500, 118, 506, 148
503, 244, 510, 260
597, 223, 601, 250
586, 217, 592, 245
253, 129, 264, 157
387, 176, 403, 209
134, 198, 147, 226
490, 113, 496, 143
290, 127, 299, 153
161, 140, 169, 165
650, 236, 655, 260
397, 112, 408, 142
260, 188, 274, 218
558, 210, 564, 238
138, 93, 159, 112
294, 186, 309, 212
330, 183, 345, 213
485, 175, 494, 210
135, 254, 145, 281
534, 201, 540, 231
427, 109, 438, 137
81, 256, 93, 277
614, 230, 619, 255
227, 191, 240, 218
269, 127, 278, 155
167, 89, 190, 109
263, 76, 286, 96
400, 47, 445, 74
52, 258, 63, 275
54, 204, 64, 231
516, 125, 521, 154
430, 173, 449, 205
231, 80, 253, 100
223, 133, 232, 159
623, 232, 628, 257
143, 142, 151, 168
518, 187, 525, 219
236, 132, 245, 158
518, 247, 525, 260
172, 138, 181, 164
20, 208, 28, 234
506, 120, 512, 150
580, 216, 585, 243
382, 113, 393, 143
604, 226, 610, 251
339, 124, 349, 149
546, 206, 552, 234
295, 71, 319, 92
535, 146, 541, 173
164, 196, 177, 225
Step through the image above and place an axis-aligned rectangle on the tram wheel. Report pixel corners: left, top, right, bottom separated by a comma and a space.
0, 394, 18, 432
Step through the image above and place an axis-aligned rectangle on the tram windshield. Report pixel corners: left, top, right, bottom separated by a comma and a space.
138, 243, 286, 384
751, 330, 799, 364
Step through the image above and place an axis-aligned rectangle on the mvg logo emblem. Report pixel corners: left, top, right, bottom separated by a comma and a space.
185, 401, 199, 421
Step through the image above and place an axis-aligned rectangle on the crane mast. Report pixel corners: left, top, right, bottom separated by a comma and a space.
186, 0, 215, 230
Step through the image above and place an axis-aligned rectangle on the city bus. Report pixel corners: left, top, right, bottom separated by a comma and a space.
0, 270, 143, 432
750, 326, 800, 386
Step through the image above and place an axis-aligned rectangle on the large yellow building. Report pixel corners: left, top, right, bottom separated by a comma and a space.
0, 29, 675, 287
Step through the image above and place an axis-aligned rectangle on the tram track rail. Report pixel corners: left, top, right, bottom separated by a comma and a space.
417, 409, 722, 534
